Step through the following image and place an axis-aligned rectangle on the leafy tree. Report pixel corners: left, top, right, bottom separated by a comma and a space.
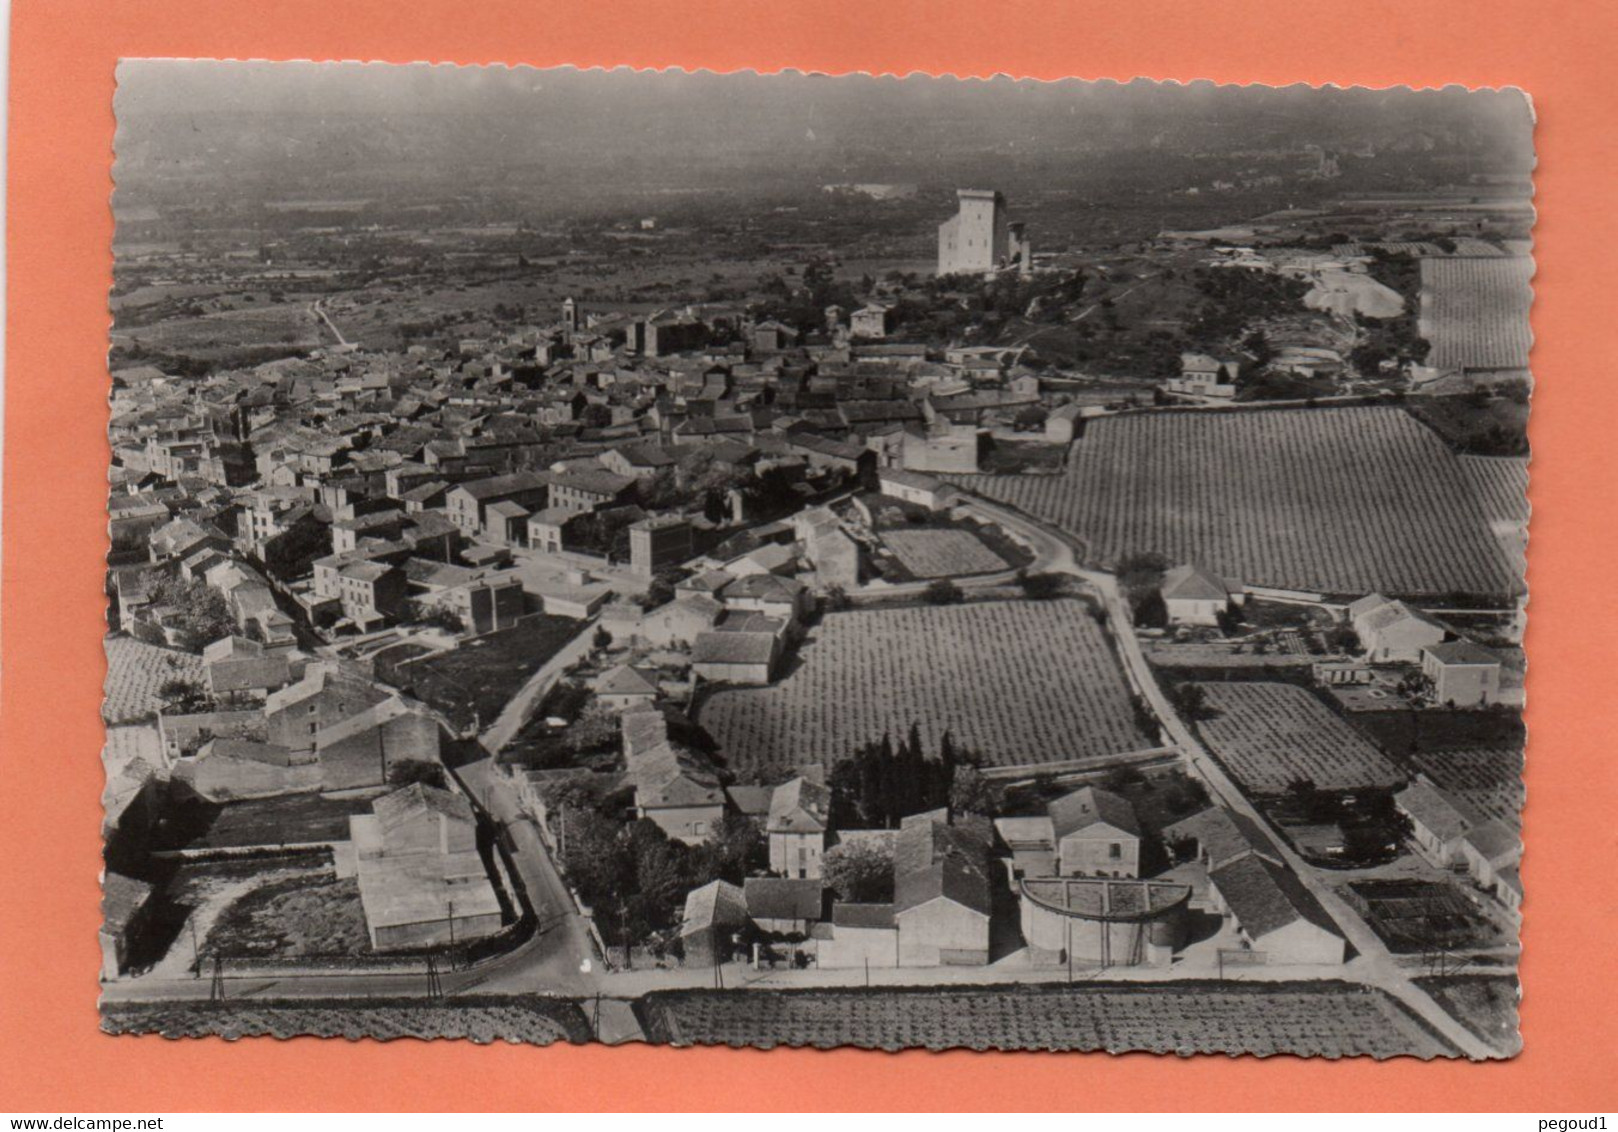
1132, 590, 1169, 629
1170, 682, 1216, 722
407, 600, 464, 635
637, 468, 688, 511
1116, 552, 1170, 600
1327, 625, 1360, 653
158, 678, 212, 715
823, 839, 895, 903
1014, 405, 1049, 431
828, 728, 988, 829
149, 575, 237, 652
1016, 571, 1067, 600
570, 508, 640, 562
924, 579, 964, 606
948, 764, 1004, 819
694, 812, 766, 885
821, 584, 852, 612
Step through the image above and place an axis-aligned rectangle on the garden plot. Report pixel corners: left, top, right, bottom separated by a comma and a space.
103, 997, 591, 1044
956, 406, 1520, 598
1194, 682, 1403, 794
1408, 746, 1524, 828
878, 528, 1009, 578
635, 982, 1455, 1058
700, 600, 1153, 781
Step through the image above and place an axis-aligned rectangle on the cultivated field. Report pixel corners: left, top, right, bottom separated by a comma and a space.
1420, 256, 1534, 372
634, 983, 1455, 1058
111, 304, 324, 360
153, 793, 376, 852
386, 614, 585, 731
1408, 746, 1524, 828
955, 406, 1519, 598
1415, 975, 1521, 1056
699, 600, 1154, 780
205, 872, 372, 959
878, 528, 1008, 578
103, 634, 205, 724
1460, 455, 1530, 579
1460, 456, 1531, 526
1346, 880, 1505, 954
1193, 682, 1403, 794
101, 996, 592, 1044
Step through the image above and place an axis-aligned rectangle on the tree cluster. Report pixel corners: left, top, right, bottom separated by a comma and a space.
828, 725, 1002, 831
556, 807, 765, 951
822, 839, 894, 904
1187, 267, 1310, 346
147, 575, 237, 652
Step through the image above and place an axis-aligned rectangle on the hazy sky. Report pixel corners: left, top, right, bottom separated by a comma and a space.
113, 61, 1534, 203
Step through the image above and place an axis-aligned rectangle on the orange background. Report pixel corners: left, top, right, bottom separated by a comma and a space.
3, 0, 1614, 1112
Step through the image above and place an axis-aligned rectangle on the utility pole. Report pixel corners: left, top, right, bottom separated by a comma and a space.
208, 956, 225, 1004
425, 954, 443, 1000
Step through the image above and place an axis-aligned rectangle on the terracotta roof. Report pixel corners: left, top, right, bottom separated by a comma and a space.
744, 876, 824, 921
693, 631, 777, 667
681, 880, 749, 936
206, 656, 292, 694
721, 573, 805, 602
1208, 854, 1342, 943
1049, 786, 1140, 840
832, 902, 896, 930
1162, 806, 1282, 870
1463, 820, 1520, 866
1424, 640, 1499, 666
1395, 778, 1476, 844
102, 873, 155, 933
596, 665, 660, 698
878, 468, 945, 492
893, 812, 994, 918
767, 777, 832, 834
551, 469, 636, 497
451, 472, 549, 500
316, 698, 427, 749
628, 741, 724, 809
199, 737, 295, 768
725, 784, 774, 818
1161, 563, 1232, 603
374, 782, 474, 834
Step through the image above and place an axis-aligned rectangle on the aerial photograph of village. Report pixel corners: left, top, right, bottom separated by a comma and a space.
100, 63, 1533, 1058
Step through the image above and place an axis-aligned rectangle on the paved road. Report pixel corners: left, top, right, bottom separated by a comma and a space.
478, 620, 597, 754
941, 486, 1496, 1057
452, 755, 597, 998
106, 488, 1496, 1054
105, 754, 599, 1010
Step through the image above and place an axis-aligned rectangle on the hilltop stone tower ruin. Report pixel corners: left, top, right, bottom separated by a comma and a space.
937, 189, 1032, 277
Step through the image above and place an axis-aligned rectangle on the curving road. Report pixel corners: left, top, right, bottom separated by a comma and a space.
945, 486, 1496, 1058
105, 487, 1496, 1054
310, 298, 350, 347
